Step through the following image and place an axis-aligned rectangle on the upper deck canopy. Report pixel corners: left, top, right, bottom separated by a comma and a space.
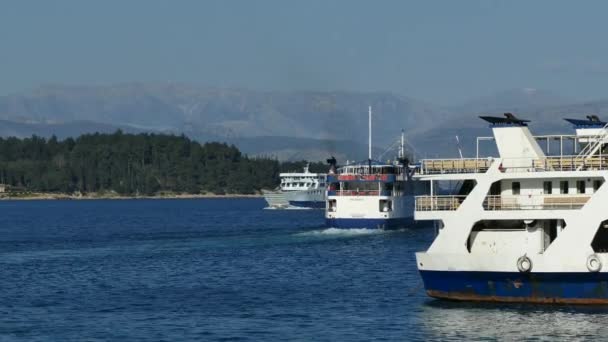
564, 115, 607, 128
329, 159, 404, 180
338, 160, 402, 173
479, 113, 530, 126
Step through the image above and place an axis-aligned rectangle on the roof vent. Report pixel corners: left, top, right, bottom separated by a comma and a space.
479, 113, 530, 126
564, 115, 606, 127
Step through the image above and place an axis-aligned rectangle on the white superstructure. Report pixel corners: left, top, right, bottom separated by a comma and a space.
262, 164, 326, 209
415, 113, 608, 304
324, 106, 427, 229
325, 159, 426, 229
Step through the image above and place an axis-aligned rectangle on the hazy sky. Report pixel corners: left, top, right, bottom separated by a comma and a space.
2, 0, 608, 104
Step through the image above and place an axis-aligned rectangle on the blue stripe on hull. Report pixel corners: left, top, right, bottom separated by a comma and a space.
288, 200, 325, 209
325, 217, 415, 229
420, 270, 608, 304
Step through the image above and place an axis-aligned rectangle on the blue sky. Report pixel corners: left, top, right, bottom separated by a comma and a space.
1, 0, 608, 104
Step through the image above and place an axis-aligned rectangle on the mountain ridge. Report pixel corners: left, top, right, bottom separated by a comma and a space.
1, 83, 606, 160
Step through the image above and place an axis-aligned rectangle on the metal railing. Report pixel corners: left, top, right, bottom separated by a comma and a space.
531, 155, 608, 172
420, 155, 608, 175
415, 195, 466, 211
574, 122, 608, 167
483, 195, 590, 210
416, 194, 591, 211
420, 158, 493, 175
328, 190, 392, 197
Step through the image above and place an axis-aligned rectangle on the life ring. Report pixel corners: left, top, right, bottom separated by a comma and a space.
516, 255, 532, 273
587, 254, 602, 272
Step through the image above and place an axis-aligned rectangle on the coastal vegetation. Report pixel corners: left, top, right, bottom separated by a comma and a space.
0, 132, 327, 196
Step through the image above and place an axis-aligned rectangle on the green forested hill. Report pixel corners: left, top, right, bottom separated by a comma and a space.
0, 132, 287, 195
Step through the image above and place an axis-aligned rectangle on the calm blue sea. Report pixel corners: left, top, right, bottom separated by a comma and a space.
0, 198, 606, 341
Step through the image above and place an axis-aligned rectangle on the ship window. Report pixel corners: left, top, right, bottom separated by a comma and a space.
489, 181, 501, 196
379, 199, 392, 212
594, 180, 604, 192
511, 182, 520, 195
577, 180, 586, 194
543, 181, 552, 194
592, 220, 608, 253
541, 219, 566, 253
560, 181, 569, 194
328, 182, 340, 191
328, 199, 337, 212
343, 182, 379, 191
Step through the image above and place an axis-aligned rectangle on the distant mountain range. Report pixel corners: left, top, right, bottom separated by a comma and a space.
0, 83, 605, 161
451, 88, 573, 114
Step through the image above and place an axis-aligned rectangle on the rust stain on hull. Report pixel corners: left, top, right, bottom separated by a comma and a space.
427, 290, 608, 305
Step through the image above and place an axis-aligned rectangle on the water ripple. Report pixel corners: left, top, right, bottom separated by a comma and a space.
0, 199, 604, 340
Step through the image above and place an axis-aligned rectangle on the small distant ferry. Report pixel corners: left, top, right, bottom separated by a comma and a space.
325, 107, 427, 229
262, 164, 326, 209
415, 113, 608, 304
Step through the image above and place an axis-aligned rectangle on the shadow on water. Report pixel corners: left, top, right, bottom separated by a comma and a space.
416, 298, 608, 340
424, 298, 608, 314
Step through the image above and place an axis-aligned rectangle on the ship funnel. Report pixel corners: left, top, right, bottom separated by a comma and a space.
482, 112, 545, 161
479, 113, 530, 126
326, 156, 337, 174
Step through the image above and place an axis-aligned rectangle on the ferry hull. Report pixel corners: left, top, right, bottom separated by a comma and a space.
420, 270, 608, 304
325, 216, 414, 229
289, 200, 325, 209
263, 189, 325, 209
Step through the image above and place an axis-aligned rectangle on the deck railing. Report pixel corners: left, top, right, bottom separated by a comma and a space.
328, 190, 392, 197
416, 194, 591, 211
483, 194, 590, 210
420, 158, 493, 175
415, 195, 466, 211
419, 155, 608, 175
531, 155, 608, 171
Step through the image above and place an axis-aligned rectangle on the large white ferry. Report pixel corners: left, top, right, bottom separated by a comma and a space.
415, 113, 608, 304
325, 107, 427, 229
262, 164, 326, 209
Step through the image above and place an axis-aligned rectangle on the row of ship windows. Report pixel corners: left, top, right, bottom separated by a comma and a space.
511, 180, 604, 195
282, 183, 326, 188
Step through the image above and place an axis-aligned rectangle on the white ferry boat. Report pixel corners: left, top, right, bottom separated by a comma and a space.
414, 113, 608, 304
262, 164, 326, 209
325, 107, 427, 229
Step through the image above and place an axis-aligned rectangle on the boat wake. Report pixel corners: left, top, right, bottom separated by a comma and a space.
263, 206, 314, 210
295, 227, 386, 237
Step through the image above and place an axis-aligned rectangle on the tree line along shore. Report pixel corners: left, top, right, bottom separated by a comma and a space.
0, 131, 328, 198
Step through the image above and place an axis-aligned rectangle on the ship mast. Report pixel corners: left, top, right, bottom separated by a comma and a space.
368, 106, 372, 160
400, 129, 405, 159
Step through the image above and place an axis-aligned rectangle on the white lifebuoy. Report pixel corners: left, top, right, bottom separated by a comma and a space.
587, 254, 602, 272
517, 255, 532, 273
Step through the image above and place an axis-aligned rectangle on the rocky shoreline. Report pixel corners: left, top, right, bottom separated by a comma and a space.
0, 192, 263, 200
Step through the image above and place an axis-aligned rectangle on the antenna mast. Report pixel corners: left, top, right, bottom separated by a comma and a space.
456, 135, 464, 159
368, 106, 372, 160
400, 129, 405, 159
